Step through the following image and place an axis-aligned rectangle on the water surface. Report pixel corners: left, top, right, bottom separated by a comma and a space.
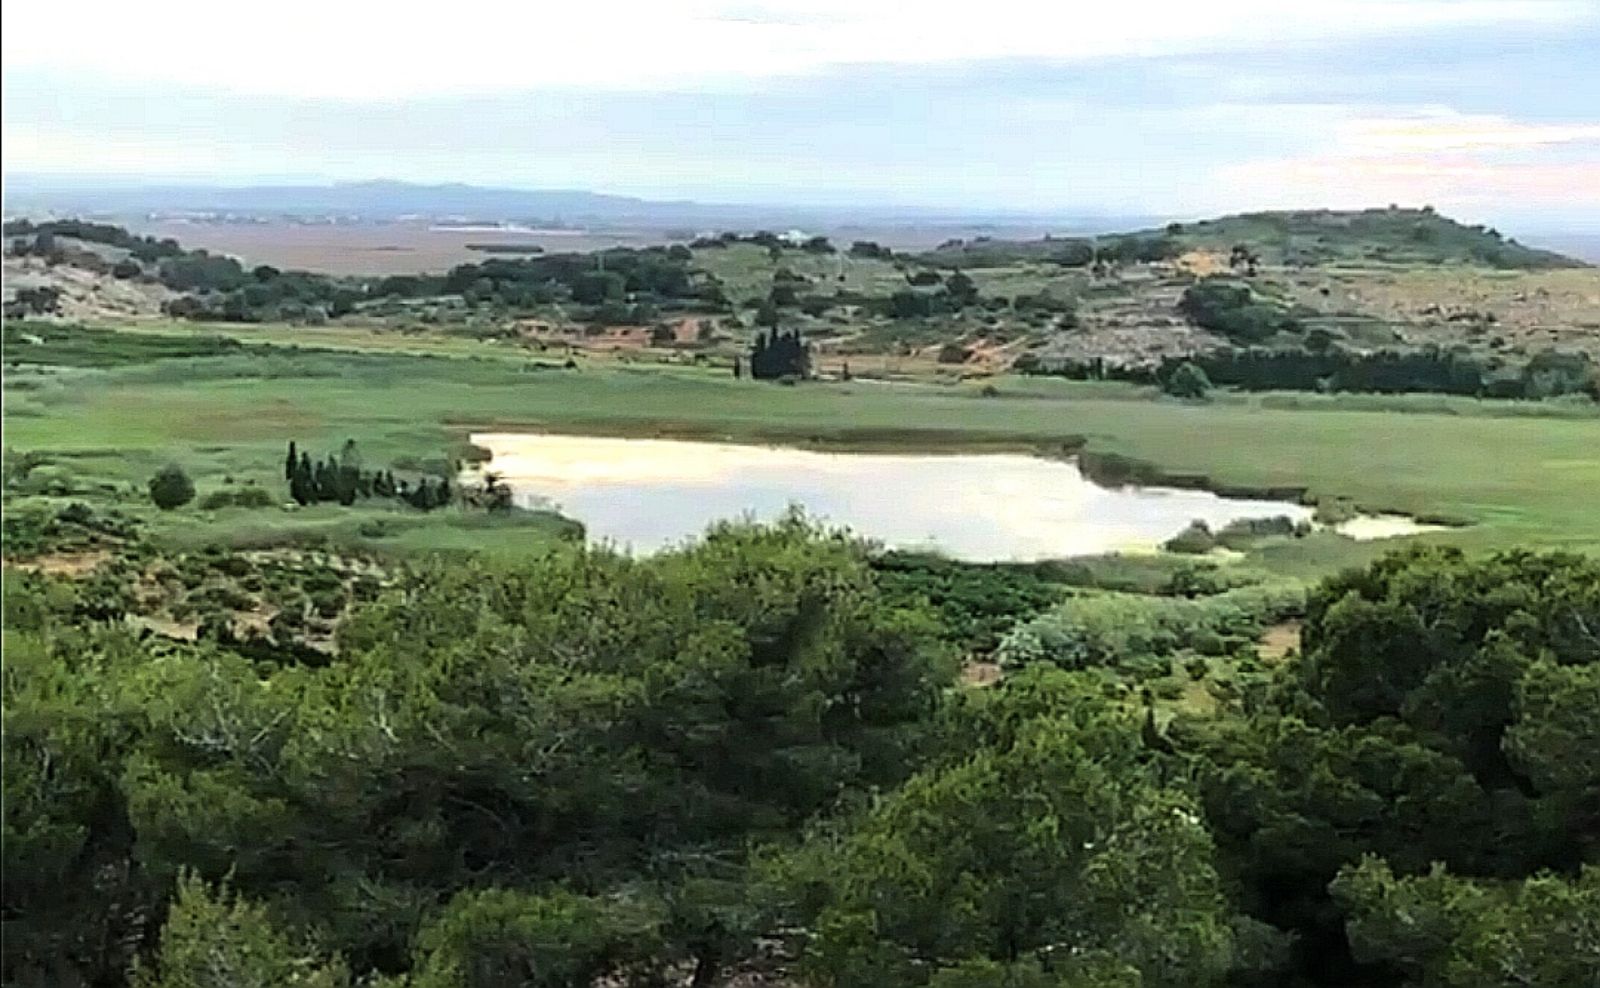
471, 433, 1316, 561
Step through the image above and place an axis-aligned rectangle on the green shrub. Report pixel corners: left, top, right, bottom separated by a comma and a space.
872, 551, 1069, 653
997, 583, 1304, 671
1152, 679, 1186, 700
1313, 499, 1359, 524
1215, 515, 1306, 548
357, 519, 399, 538
148, 465, 196, 510
1163, 520, 1216, 554
1163, 361, 1212, 399
198, 485, 275, 510
1178, 278, 1301, 344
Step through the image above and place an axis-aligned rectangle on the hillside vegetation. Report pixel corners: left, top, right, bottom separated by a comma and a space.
923, 207, 1588, 271
6, 210, 1597, 402
1156, 207, 1587, 269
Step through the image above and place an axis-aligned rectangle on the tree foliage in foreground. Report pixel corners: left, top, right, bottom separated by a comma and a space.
767, 668, 1248, 988
2, 517, 953, 986
1332, 857, 1600, 988
1181, 545, 1600, 982
2, 534, 1597, 987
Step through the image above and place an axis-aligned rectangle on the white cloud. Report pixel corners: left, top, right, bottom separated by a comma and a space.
1213, 154, 1600, 215
1334, 111, 1600, 154
3, 0, 1592, 99
1203, 104, 1600, 215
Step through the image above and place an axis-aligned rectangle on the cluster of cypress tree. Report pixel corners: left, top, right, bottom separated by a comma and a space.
748, 328, 809, 380
283, 440, 453, 511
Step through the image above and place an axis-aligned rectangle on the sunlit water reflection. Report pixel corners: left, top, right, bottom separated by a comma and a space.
468, 434, 1324, 561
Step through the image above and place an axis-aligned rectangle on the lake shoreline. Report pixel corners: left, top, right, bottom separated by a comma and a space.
466, 431, 1322, 561
451, 418, 1337, 513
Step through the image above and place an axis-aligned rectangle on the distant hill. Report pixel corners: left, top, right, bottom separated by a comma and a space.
2, 178, 725, 225
1, 176, 1145, 234
923, 208, 1589, 270
1152, 208, 1587, 270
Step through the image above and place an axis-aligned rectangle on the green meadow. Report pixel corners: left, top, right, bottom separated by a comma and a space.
5, 321, 1597, 570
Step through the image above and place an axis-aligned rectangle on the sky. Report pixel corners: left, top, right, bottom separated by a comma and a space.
4, 0, 1599, 228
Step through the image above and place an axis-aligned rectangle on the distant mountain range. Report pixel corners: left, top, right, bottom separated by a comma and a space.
2, 176, 1148, 232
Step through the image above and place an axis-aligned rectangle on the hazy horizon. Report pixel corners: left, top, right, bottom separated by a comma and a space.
5, 1, 1600, 231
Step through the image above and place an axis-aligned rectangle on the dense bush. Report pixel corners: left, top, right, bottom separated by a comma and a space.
1214, 514, 1308, 548
848, 240, 893, 259
1164, 360, 1212, 399
997, 583, 1304, 670
197, 485, 276, 510
1097, 234, 1181, 264
3, 286, 62, 319
1179, 278, 1302, 343
885, 287, 953, 318
2, 219, 185, 261
1192, 345, 1593, 399
872, 552, 1068, 653
1025, 344, 1597, 401
147, 464, 195, 510
1163, 519, 1217, 553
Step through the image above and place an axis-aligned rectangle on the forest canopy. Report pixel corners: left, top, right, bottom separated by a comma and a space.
4, 522, 1597, 987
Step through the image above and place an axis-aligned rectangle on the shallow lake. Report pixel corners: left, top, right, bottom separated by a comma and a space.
470, 433, 1318, 561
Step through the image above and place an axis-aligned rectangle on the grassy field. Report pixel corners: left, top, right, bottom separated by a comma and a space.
6, 321, 1598, 572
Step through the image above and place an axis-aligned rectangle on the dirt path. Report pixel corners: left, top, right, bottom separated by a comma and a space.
5, 549, 112, 577
1257, 620, 1302, 663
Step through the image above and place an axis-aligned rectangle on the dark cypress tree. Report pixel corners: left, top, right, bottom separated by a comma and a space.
750, 327, 810, 380
408, 478, 434, 511
337, 439, 362, 504
436, 476, 453, 508
313, 458, 336, 503
290, 453, 314, 506
750, 331, 767, 377
285, 440, 298, 481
